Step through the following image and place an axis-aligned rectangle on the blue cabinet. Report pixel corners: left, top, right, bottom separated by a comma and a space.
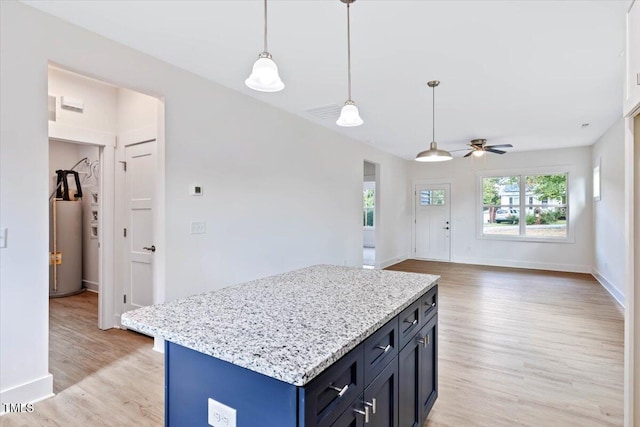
165, 285, 438, 427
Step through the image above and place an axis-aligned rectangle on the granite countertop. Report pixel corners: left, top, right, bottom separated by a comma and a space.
121, 265, 439, 386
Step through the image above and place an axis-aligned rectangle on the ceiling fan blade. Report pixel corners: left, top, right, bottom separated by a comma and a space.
463, 151, 474, 158
485, 144, 513, 149
485, 148, 506, 154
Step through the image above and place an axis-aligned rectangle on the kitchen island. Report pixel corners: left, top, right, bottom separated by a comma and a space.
121, 265, 439, 427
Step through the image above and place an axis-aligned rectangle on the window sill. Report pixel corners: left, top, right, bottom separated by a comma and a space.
478, 234, 574, 244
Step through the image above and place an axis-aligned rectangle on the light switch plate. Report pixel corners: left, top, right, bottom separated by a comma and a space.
190, 221, 206, 234
208, 398, 236, 427
0, 227, 6, 248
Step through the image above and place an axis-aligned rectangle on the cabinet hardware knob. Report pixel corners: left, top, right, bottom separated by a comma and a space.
329, 384, 349, 397
404, 319, 418, 325
431, 302, 436, 307
353, 406, 370, 423
375, 344, 392, 353
143, 245, 156, 252
443, 226, 450, 230
364, 398, 377, 414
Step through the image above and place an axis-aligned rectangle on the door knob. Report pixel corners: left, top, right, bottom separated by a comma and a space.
143, 245, 156, 252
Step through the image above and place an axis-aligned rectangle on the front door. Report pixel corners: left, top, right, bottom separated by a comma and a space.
124, 140, 156, 312
414, 184, 451, 261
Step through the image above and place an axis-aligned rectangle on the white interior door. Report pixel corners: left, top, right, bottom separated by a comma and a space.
124, 140, 156, 312
414, 184, 451, 261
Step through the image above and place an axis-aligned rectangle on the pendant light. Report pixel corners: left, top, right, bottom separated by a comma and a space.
245, 0, 285, 92
336, 0, 363, 127
415, 81, 452, 162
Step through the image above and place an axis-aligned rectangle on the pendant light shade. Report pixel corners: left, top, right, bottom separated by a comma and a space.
337, 0, 363, 127
245, 52, 284, 92
415, 80, 452, 162
337, 100, 364, 127
245, 0, 284, 92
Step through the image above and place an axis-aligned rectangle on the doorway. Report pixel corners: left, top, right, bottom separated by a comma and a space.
363, 161, 378, 269
414, 183, 451, 261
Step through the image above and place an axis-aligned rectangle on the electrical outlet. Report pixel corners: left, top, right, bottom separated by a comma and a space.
190, 221, 206, 235
208, 398, 236, 427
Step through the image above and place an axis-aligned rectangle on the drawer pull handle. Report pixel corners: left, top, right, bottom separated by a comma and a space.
329, 384, 349, 397
353, 406, 370, 423
375, 344, 392, 353
364, 398, 377, 414
431, 302, 436, 307
417, 335, 430, 347
404, 319, 418, 326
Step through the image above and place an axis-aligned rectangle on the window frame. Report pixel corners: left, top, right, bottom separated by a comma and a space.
477, 168, 573, 243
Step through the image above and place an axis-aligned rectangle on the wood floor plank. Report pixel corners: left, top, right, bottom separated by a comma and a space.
386, 260, 624, 427
1, 262, 624, 426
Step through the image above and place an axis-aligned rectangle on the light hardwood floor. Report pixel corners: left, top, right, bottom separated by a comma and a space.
387, 260, 624, 427
2, 292, 164, 427
2, 261, 624, 426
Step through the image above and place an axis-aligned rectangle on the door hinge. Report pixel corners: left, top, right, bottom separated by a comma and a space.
123, 294, 127, 304
119, 160, 127, 172
123, 228, 127, 237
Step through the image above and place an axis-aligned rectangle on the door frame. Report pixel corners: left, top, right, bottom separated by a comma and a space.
116, 120, 165, 325
412, 179, 454, 262
48, 65, 166, 330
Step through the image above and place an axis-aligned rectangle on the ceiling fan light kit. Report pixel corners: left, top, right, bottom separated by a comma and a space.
245, 0, 285, 92
461, 138, 513, 157
337, 0, 363, 127
415, 80, 453, 162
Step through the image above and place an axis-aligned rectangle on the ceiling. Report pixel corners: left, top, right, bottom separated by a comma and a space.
23, 0, 628, 159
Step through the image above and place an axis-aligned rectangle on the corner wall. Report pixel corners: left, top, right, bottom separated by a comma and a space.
592, 117, 626, 305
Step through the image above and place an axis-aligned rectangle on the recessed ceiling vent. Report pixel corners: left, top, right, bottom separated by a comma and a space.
304, 104, 341, 120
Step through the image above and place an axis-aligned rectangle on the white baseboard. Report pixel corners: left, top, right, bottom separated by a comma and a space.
378, 255, 408, 269
153, 337, 165, 353
0, 374, 53, 415
591, 268, 625, 307
83, 280, 99, 293
451, 256, 591, 274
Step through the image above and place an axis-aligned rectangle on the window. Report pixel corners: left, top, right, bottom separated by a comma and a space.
481, 173, 568, 240
420, 189, 445, 206
363, 183, 375, 228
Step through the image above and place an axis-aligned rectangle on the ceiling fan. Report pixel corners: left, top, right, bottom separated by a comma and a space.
455, 139, 513, 158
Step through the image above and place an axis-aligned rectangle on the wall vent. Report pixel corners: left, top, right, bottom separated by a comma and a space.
48, 95, 56, 122
304, 104, 341, 120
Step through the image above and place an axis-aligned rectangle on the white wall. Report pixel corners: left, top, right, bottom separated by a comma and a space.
591, 117, 626, 304
409, 146, 593, 272
0, 1, 410, 403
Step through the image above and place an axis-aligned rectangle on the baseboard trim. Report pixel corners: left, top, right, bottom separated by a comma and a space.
591, 268, 625, 307
451, 256, 591, 274
0, 374, 53, 414
83, 280, 99, 293
378, 255, 408, 270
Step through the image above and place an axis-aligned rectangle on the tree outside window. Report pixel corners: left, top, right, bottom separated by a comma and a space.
482, 173, 568, 239
363, 186, 375, 228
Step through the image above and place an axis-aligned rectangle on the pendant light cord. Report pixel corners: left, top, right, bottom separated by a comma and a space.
264, 0, 268, 53
347, 2, 352, 101
432, 84, 436, 142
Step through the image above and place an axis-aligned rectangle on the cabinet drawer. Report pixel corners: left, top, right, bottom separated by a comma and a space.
330, 393, 366, 427
420, 285, 438, 323
398, 298, 422, 349
303, 344, 364, 427
363, 318, 398, 385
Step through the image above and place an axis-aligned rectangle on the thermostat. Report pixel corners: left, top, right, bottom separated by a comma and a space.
190, 185, 203, 196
